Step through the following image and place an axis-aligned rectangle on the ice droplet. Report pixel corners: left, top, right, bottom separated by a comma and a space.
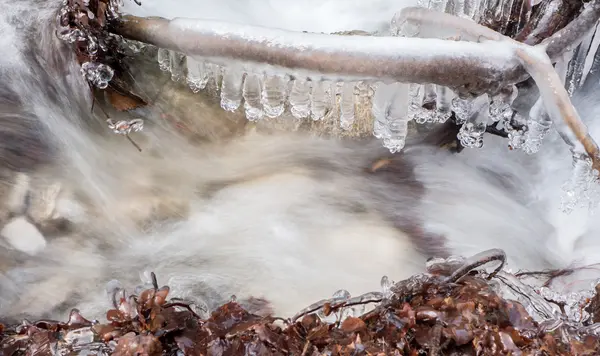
261, 75, 288, 118
220, 69, 243, 112
451, 97, 472, 124
80, 62, 114, 89
243, 73, 264, 121
289, 79, 311, 119
310, 81, 332, 121
457, 94, 489, 148
106, 119, 143, 135
489, 85, 518, 122
340, 82, 356, 130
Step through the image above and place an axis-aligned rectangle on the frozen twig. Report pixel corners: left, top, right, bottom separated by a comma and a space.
110, 16, 524, 96
109, 8, 600, 176
445, 248, 506, 283
541, 0, 600, 61
515, 46, 600, 173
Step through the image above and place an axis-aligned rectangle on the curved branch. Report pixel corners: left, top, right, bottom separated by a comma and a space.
516, 46, 600, 172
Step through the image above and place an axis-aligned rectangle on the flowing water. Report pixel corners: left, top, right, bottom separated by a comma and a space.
0, 0, 599, 326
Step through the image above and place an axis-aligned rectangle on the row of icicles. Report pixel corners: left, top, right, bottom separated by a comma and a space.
70, 0, 600, 214
154, 47, 599, 214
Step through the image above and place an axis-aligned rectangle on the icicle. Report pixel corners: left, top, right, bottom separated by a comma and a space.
523, 97, 552, 154
157, 48, 170, 71
409, 84, 436, 124
561, 153, 598, 214
464, 0, 482, 21
434, 85, 452, 123
565, 28, 596, 96
457, 94, 489, 148
186, 57, 210, 93
372, 83, 410, 153
451, 96, 472, 124
384, 84, 411, 153
504, 113, 527, 150
340, 82, 356, 130
242, 73, 264, 121
289, 80, 311, 119
580, 24, 600, 86
496, 0, 516, 34
310, 81, 332, 121
220, 68, 243, 112
169, 51, 186, 82
372, 83, 393, 140
489, 85, 518, 122
452, 0, 466, 17
261, 75, 288, 118
428, 0, 449, 13
212, 64, 223, 90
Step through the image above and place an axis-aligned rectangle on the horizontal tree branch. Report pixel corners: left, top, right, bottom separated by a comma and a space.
110, 16, 525, 97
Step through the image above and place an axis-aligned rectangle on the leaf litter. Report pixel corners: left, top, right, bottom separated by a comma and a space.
2, 249, 600, 355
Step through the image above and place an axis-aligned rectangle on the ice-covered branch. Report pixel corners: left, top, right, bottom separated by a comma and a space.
516, 47, 600, 172
541, 0, 600, 61
111, 16, 524, 96
515, 0, 584, 45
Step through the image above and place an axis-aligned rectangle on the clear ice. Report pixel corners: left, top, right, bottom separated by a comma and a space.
523, 97, 552, 155
457, 94, 489, 148
261, 75, 288, 118
434, 85, 453, 123
310, 81, 332, 121
340, 82, 356, 130
186, 57, 210, 93
242, 73, 264, 121
220, 68, 243, 112
289, 79, 311, 119
561, 153, 599, 214
169, 51, 186, 82
372, 83, 410, 153
80, 62, 114, 89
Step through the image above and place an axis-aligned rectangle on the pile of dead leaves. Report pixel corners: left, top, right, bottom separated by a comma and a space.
1, 269, 599, 356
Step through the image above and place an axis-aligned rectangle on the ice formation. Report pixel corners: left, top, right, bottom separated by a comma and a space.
75, 0, 600, 212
